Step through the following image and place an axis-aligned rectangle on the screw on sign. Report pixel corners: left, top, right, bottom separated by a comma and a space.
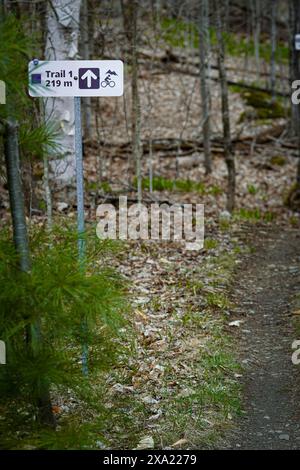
28, 59, 124, 375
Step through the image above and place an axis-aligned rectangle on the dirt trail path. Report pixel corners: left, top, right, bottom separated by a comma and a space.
223, 227, 300, 450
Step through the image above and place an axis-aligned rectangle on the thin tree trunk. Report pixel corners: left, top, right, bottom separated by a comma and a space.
214, 0, 235, 212
81, 0, 92, 141
155, 0, 160, 31
95, 98, 104, 181
120, 0, 142, 200
175, 140, 180, 180
149, 138, 153, 193
43, 154, 53, 231
224, 0, 230, 33
4, 119, 55, 428
270, 0, 277, 101
252, 0, 261, 82
4, 119, 30, 272
131, 1, 142, 203
290, 0, 300, 137
244, 1, 251, 75
290, 0, 300, 183
199, 0, 212, 174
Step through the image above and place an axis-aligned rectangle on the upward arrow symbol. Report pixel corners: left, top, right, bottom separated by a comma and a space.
81, 69, 98, 88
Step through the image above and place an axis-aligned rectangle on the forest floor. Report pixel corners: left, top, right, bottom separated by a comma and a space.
219, 226, 300, 450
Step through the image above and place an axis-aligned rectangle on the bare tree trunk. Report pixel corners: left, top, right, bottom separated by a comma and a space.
154, 0, 161, 31
0, 0, 7, 15
149, 138, 153, 193
224, 0, 230, 33
44, 0, 81, 185
120, 0, 142, 201
43, 154, 53, 231
270, 0, 277, 101
199, 0, 212, 174
81, 0, 92, 141
252, 0, 261, 82
39, 100, 53, 231
289, 0, 300, 184
4, 119, 30, 272
214, 0, 235, 212
290, 0, 300, 134
244, 1, 251, 76
4, 119, 55, 428
95, 98, 104, 181
131, 1, 142, 203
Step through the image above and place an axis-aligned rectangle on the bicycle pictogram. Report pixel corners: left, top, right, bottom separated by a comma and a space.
101, 79, 116, 87
101, 69, 117, 88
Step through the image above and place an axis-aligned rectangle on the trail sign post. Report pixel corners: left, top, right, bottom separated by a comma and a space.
29, 59, 124, 375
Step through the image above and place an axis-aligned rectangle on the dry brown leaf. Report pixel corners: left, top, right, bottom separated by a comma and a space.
171, 438, 188, 448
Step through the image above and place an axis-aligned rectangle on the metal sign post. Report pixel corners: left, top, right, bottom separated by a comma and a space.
74, 95, 88, 376
29, 59, 124, 375
74, 95, 85, 267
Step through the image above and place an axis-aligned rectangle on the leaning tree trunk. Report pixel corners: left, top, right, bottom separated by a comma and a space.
214, 0, 235, 212
199, 0, 212, 174
44, 0, 81, 185
4, 119, 56, 428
